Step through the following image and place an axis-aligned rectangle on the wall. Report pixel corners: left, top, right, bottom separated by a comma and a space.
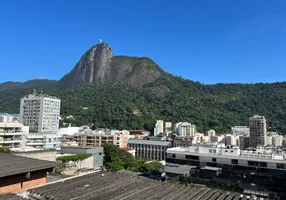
0, 170, 47, 194
13, 149, 57, 162
59, 156, 94, 176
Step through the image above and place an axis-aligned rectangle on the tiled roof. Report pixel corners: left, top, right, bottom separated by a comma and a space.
0, 153, 56, 178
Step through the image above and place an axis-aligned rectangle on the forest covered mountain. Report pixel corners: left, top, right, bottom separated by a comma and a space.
0, 43, 286, 133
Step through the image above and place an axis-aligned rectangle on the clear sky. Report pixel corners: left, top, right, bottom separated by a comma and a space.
0, 0, 285, 84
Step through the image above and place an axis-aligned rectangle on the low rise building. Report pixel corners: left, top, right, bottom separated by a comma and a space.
74, 130, 129, 148
231, 126, 250, 136
165, 144, 286, 191
127, 139, 172, 160
0, 152, 56, 194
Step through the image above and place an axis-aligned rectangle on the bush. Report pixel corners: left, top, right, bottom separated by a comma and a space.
56, 153, 92, 162
0, 147, 11, 153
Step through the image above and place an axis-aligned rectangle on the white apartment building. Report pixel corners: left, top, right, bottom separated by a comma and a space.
154, 120, 164, 136
0, 113, 29, 151
165, 122, 172, 132
26, 133, 61, 150
249, 115, 267, 148
177, 122, 196, 137
231, 126, 250, 136
20, 91, 61, 133
272, 135, 283, 147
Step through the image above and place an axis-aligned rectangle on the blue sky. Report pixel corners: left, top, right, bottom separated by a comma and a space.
0, 0, 285, 84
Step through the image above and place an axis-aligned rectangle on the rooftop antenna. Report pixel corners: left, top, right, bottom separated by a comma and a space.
99, 39, 102, 44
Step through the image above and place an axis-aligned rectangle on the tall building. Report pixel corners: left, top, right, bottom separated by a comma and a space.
249, 115, 267, 148
177, 122, 196, 137
154, 120, 164, 136
20, 91, 61, 133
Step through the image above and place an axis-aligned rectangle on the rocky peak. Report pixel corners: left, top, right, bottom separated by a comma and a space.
58, 42, 164, 89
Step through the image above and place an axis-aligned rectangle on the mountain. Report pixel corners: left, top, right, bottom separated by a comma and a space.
58, 42, 165, 89
0, 43, 286, 133
0, 80, 57, 91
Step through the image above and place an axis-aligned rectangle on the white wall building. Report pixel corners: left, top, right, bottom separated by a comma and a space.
154, 120, 164, 136
20, 91, 61, 134
0, 113, 29, 151
165, 122, 172, 132
177, 122, 196, 137
225, 134, 237, 146
207, 130, 216, 142
231, 126, 250, 136
58, 126, 80, 136
272, 135, 283, 147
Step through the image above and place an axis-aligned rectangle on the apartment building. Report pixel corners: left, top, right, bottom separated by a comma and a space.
0, 113, 29, 150
154, 120, 164, 136
249, 115, 267, 148
74, 130, 129, 148
20, 91, 61, 133
176, 122, 196, 137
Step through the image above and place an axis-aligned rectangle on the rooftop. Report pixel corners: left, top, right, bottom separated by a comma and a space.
128, 139, 172, 146
28, 172, 246, 200
0, 193, 26, 200
0, 153, 56, 178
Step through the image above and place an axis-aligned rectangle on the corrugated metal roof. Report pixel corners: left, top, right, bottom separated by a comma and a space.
0, 153, 56, 178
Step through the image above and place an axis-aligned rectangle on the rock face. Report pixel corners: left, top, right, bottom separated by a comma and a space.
58, 42, 164, 88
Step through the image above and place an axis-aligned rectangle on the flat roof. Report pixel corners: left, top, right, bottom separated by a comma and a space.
0, 153, 56, 178
128, 139, 172, 146
0, 193, 26, 200
28, 172, 244, 200
61, 146, 103, 150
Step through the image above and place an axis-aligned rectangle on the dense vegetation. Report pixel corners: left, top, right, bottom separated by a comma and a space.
0, 77, 286, 134
103, 144, 162, 174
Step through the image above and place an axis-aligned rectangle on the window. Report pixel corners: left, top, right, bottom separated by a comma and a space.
231, 159, 238, 165
99, 153, 102, 155
185, 155, 199, 160
212, 158, 216, 162
209, 149, 212, 153
277, 163, 285, 169
172, 154, 176, 158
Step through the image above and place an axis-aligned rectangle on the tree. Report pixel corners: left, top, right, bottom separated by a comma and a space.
105, 157, 125, 172
140, 161, 162, 175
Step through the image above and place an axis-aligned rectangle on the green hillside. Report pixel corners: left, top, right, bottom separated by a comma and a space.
0, 78, 286, 134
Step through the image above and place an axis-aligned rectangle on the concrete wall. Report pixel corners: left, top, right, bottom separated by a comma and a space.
60, 156, 94, 176
13, 149, 57, 162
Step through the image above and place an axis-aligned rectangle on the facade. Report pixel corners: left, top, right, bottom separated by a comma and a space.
74, 130, 129, 148
154, 120, 164, 136
165, 145, 286, 191
224, 134, 237, 146
127, 139, 172, 160
0, 113, 29, 151
272, 135, 283, 147
231, 126, 250, 136
25, 133, 61, 150
60, 146, 103, 170
0, 152, 56, 194
238, 136, 250, 150
173, 137, 193, 147
20, 92, 60, 133
207, 129, 216, 141
165, 122, 172, 132
177, 122, 196, 137
249, 115, 267, 148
